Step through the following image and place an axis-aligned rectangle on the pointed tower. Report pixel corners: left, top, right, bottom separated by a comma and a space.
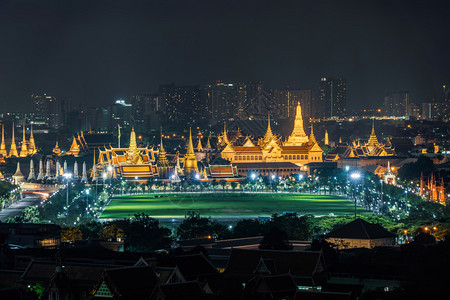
127, 127, 138, 158
73, 161, 79, 179
309, 123, 318, 145
45, 160, 51, 178
67, 137, 80, 156
81, 162, 88, 182
19, 124, 28, 157
28, 124, 37, 155
183, 128, 198, 177
324, 130, 329, 145
197, 136, 203, 151
13, 162, 24, 185
28, 159, 36, 181
55, 161, 61, 179
91, 151, 98, 182
157, 129, 171, 179
284, 102, 309, 146
9, 123, 18, 157
261, 113, 276, 145
0, 124, 7, 157
206, 133, 212, 150
366, 119, 379, 152
221, 122, 230, 146
37, 159, 44, 180
52, 141, 62, 155
63, 160, 68, 174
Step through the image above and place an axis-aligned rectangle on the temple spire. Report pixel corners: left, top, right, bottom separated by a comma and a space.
28, 124, 36, 155
324, 130, 329, 145
157, 127, 170, 179
183, 128, 199, 177
309, 123, 317, 144
28, 159, 35, 181
197, 136, 203, 151
127, 127, 137, 158
367, 118, 379, 151
0, 124, 7, 157
13, 162, 24, 185
206, 133, 212, 150
284, 102, 309, 146
222, 122, 230, 145
19, 124, 28, 157
9, 123, 18, 157
262, 112, 275, 145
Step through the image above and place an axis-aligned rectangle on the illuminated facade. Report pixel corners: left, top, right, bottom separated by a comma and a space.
420, 172, 447, 206
220, 102, 323, 168
325, 120, 395, 161
97, 128, 159, 179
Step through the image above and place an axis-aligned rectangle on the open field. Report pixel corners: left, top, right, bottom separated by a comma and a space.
100, 192, 367, 219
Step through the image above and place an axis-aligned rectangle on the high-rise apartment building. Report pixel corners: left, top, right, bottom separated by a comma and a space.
318, 77, 347, 118
203, 82, 238, 125
30, 94, 69, 129
159, 84, 204, 126
383, 91, 409, 117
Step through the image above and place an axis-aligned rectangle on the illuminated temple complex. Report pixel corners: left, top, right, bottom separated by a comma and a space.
96, 128, 159, 178
325, 120, 395, 162
219, 102, 323, 176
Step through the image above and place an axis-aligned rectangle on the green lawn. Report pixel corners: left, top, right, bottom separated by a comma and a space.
100, 192, 367, 219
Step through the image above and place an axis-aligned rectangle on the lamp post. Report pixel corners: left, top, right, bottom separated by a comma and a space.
107, 165, 113, 185
63, 173, 72, 224
350, 172, 361, 219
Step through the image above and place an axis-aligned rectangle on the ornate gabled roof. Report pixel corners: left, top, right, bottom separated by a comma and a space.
284, 102, 309, 146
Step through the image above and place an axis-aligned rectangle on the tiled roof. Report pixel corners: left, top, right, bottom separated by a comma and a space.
325, 219, 396, 240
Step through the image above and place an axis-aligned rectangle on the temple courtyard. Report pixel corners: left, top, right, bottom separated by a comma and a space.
100, 192, 367, 220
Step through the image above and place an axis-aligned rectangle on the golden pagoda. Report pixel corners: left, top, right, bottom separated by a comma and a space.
196, 136, 203, 151
28, 124, 37, 155
205, 133, 212, 150
9, 123, 18, 158
259, 113, 277, 146
324, 130, 329, 145
183, 128, 199, 177
284, 102, 309, 146
127, 127, 138, 162
53, 141, 62, 155
156, 129, 171, 179
366, 119, 379, 153
0, 124, 7, 157
19, 124, 29, 157
67, 136, 80, 156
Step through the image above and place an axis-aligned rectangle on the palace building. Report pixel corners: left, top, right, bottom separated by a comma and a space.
219, 102, 323, 176
325, 120, 395, 162
96, 128, 159, 179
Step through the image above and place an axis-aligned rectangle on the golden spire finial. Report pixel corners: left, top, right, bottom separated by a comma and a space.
222, 122, 230, 145
186, 127, 195, 155
284, 101, 308, 146
324, 130, 329, 145
160, 126, 165, 152
0, 124, 6, 157
309, 123, 317, 144
9, 122, 18, 157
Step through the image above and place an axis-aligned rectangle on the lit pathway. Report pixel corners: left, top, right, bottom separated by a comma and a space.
0, 194, 42, 222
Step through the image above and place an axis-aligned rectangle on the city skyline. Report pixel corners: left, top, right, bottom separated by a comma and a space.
0, 0, 449, 112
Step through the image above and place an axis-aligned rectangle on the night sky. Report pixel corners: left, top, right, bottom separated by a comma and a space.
0, 0, 449, 112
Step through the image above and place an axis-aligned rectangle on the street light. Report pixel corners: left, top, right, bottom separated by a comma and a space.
63, 173, 72, 224
350, 172, 362, 219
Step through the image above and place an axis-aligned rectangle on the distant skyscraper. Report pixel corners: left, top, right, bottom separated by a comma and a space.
203, 81, 238, 125
383, 92, 409, 117
30, 94, 69, 129
159, 84, 203, 126
110, 99, 132, 130
318, 77, 347, 118
271, 88, 315, 120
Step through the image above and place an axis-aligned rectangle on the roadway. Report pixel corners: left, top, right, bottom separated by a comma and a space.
0, 194, 43, 222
